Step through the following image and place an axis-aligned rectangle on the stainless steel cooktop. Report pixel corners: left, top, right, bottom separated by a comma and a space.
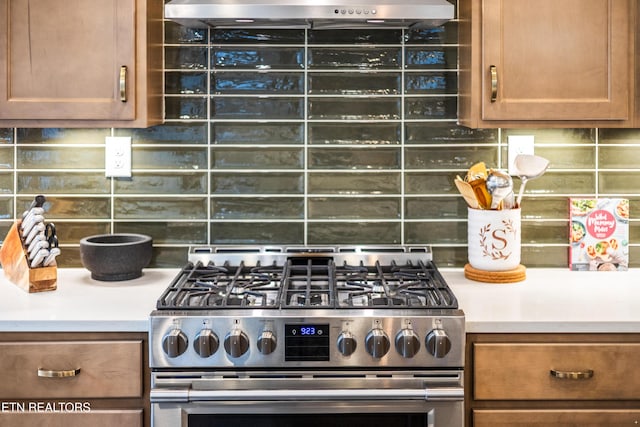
150, 246, 464, 369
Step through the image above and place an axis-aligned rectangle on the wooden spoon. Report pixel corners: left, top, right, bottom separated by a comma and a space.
454, 176, 480, 209
468, 178, 492, 210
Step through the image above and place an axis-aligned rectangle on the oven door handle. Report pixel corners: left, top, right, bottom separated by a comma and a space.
151, 387, 463, 403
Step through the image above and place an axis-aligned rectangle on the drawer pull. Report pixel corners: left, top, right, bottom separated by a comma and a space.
550, 369, 594, 380
119, 66, 128, 102
490, 65, 498, 102
37, 368, 81, 378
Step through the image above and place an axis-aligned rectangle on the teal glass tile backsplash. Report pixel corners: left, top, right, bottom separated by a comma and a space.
1, 11, 639, 269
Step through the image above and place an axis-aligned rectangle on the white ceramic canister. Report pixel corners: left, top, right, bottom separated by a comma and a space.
467, 207, 521, 271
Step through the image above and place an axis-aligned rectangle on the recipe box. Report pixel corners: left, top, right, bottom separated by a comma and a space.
569, 198, 629, 271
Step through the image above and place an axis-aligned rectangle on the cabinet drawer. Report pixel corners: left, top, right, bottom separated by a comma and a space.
0, 340, 142, 399
474, 343, 640, 400
473, 409, 640, 426
0, 409, 142, 427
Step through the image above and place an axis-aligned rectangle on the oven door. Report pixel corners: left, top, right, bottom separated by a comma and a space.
151, 370, 464, 427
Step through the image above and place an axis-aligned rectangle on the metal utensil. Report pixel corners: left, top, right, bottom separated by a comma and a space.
501, 191, 516, 210
513, 154, 550, 207
486, 170, 513, 210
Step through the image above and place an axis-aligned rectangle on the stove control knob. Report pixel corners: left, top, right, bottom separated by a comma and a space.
425, 329, 452, 358
194, 329, 219, 358
365, 329, 390, 358
224, 330, 250, 358
257, 331, 277, 355
337, 331, 357, 356
162, 329, 188, 358
395, 329, 420, 358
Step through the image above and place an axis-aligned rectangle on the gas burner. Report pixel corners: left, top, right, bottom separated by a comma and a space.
155, 246, 458, 311
202, 263, 229, 273
332, 260, 452, 308
157, 261, 284, 309
344, 292, 407, 307
286, 293, 329, 307
280, 261, 333, 308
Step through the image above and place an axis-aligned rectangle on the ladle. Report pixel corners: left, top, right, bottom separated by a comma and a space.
486, 170, 513, 210
513, 154, 550, 207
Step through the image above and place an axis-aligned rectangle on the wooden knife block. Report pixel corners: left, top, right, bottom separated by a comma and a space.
0, 221, 57, 293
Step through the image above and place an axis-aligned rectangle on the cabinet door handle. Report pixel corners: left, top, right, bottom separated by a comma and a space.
119, 66, 128, 102
550, 369, 594, 380
37, 368, 81, 378
490, 65, 498, 102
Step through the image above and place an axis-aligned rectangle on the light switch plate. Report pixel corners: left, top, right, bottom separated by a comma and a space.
105, 136, 132, 178
508, 135, 534, 175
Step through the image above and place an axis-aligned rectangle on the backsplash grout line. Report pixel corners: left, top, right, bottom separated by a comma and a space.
594, 128, 600, 199
206, 26, 213, 245
303, 28, 310, 246
11, 128, 18, 221
399, 28, 407, 245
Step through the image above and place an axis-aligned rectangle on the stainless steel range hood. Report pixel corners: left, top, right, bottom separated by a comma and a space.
164, 0, 454, 30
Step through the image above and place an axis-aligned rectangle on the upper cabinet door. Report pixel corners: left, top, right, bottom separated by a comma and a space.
481, 0, 629, 121
0, 0, 135, 120
458, 0, 636, 128
0, 0, 162, 125
482, 0, 631, 120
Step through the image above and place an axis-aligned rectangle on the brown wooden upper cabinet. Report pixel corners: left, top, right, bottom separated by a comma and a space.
458, 0, 637, 128
0, 0, 163, 128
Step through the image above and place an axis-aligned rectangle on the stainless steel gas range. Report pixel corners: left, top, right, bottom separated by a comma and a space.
150, 246, 465, 427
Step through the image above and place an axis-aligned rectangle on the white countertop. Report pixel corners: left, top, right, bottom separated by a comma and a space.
442, 268, 640, 333
1, 267, 640, 334
0, 268, 176, 332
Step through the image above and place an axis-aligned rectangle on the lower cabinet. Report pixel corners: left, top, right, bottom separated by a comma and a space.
0, 332, 148, 427
466, 333, 640, 426
474, 409, 640, 426
0, 410, 142, 427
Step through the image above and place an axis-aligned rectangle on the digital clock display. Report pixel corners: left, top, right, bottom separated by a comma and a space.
300, 326, 316, 335
284, 324, 330, 362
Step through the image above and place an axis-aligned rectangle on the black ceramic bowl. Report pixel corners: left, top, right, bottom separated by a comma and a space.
79, 234, 152, 281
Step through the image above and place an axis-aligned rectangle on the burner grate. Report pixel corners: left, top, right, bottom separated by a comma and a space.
335, 260, 457, 308
282, 260, 335, 308
156, 257, 457, 310
156, 261, 283, 309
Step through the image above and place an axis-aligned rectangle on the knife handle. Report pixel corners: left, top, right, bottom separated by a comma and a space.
24, 223, 45, 246
30, 249, 49, 267
43, 248, 61, 267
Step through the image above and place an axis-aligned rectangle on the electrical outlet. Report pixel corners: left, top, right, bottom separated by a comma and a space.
508, 135, 535, 175
105, 136, 132, 177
